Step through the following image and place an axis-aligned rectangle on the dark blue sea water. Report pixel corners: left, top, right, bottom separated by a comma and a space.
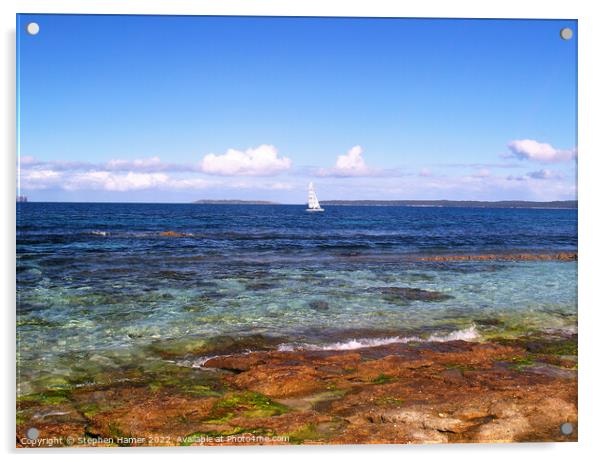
16, 203, 577, 393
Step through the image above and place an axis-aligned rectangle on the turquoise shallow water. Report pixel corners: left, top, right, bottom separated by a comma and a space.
16, 203, 577, 393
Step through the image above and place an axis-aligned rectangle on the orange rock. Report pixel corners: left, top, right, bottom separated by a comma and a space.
159, 231, 188, 237
418, 252, 577, 262
355, 356, 435, 382
229, 364, 326, 398
16, 338, 578, 446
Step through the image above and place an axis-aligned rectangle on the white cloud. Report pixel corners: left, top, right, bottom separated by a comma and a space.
200, 145, 292, 176
64, 171, 171, 191
318, 145, 378, 177
69, 172, 218, 191
20, 169, 214, 192
22, 169, 61, 181
507, 139, 576, 163
19, 164, 576, 201
334, 145, 367, 172
20, 168, 297, 193
312, 171, 575, 201
20, 169, 63, 189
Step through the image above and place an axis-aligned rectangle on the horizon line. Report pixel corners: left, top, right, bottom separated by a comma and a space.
16, 199, 578, 205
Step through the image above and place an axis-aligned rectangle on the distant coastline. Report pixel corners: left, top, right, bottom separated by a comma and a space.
191, 199, 577, 209
319, 200, 577, 209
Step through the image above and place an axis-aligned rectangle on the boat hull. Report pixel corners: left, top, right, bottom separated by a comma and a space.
306, 208, 324, 212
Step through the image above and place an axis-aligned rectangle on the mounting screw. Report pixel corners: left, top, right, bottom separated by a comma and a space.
26, 22, 40, 36
560, 422, 574, 435
560, 28, 573, 41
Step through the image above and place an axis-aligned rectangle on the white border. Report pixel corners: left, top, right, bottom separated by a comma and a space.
2, 1, 601, 460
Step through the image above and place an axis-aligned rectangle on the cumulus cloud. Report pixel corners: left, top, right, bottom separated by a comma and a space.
64, 172, 170, 191
20, 146, 293, 178
334, 145, 367, 173
20, 169, 215, 192
18, 145, 294, 193
200, 145, 292, 176
318, 145, 379, 177
19, 168, 294, 193
506, 139, 576, 163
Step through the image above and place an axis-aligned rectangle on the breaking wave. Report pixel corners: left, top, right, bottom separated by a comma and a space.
277, 325, 480, 352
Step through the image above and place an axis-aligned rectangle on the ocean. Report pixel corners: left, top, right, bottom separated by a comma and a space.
16, 203, 577, 394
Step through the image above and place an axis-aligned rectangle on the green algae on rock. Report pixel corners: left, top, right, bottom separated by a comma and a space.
17, 335, 577, 447
148, 334, 284, 359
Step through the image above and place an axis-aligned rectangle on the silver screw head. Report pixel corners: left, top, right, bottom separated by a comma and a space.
560, 28, 573, 41
26, 22, 40, 35
560, 422, 574, 435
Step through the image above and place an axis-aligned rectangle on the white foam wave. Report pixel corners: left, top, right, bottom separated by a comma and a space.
541, 325, 577, 336
426, 325, 480, 342
183, 349, 255, 368
277, 325, 480, 352
190, 355, 224, 368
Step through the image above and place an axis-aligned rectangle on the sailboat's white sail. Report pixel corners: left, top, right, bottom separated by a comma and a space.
306, 182, 324, 212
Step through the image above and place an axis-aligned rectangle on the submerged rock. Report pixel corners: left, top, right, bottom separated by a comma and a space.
245, 281, 277, 291
148, 334, 283, 359
308, 300, 329, 311
159, 231, 191, 238
376, 287, 453, 303
474, 318, 505, 327
417, 252, 577, 262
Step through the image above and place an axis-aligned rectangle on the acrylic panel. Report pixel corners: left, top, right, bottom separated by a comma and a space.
16, 14, 577, 447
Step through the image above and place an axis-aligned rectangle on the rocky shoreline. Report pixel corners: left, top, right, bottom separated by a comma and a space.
17, 333, 577, 447
417, 252, 577, 262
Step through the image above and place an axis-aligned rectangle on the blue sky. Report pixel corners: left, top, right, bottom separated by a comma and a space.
17, 15, 577, 203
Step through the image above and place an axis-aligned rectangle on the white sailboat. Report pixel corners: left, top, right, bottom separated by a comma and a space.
306, 182, 324, 212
